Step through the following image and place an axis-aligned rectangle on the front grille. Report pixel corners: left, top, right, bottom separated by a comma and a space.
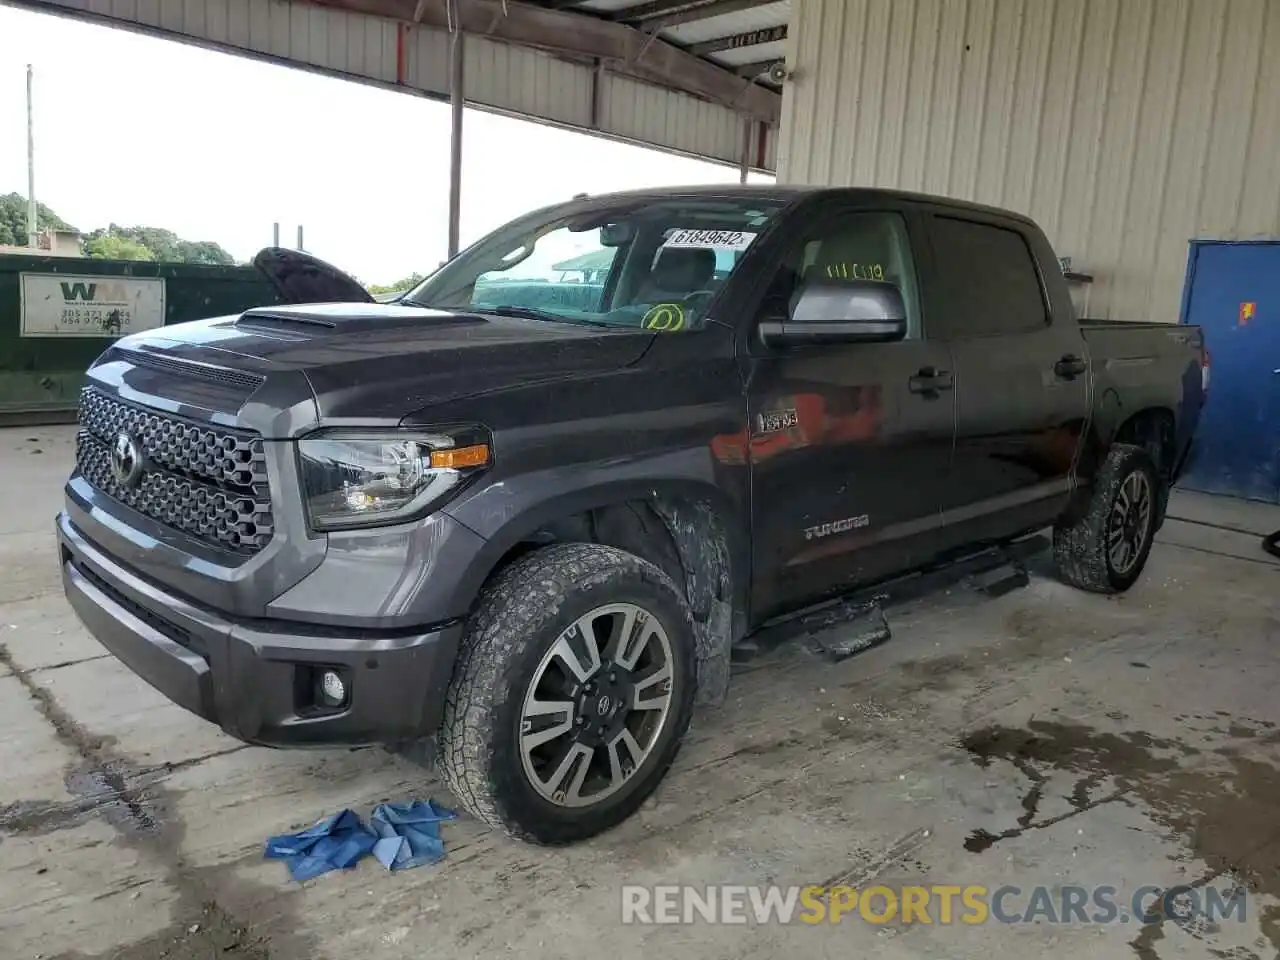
76, 388, 274, 554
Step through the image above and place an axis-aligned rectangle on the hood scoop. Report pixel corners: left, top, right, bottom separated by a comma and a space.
236, 302, 490, 335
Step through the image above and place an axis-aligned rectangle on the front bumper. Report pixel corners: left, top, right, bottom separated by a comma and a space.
57, 511, 464, 747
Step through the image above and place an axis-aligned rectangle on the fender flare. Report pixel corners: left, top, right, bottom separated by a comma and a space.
444, 476, 750, 704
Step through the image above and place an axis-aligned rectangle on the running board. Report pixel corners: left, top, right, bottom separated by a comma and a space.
732, 534, 1048, 664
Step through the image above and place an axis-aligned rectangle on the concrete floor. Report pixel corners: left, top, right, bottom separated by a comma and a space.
2, 425, 1279, 960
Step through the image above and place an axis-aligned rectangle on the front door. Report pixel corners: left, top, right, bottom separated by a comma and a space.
1179, 242, 1280, 503
742, 207, 957, 619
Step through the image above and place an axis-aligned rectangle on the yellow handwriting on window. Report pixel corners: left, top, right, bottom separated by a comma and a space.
643, 303, 686, 331
825, 263, 885, 281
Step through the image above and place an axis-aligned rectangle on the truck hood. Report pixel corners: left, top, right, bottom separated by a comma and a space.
98, 302, 654, 427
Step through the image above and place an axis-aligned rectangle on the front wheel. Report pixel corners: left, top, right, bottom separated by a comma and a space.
1053, 443, 1161, 594
436, 542, 697, 844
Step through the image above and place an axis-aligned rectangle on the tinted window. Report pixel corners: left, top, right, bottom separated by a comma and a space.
929, 216, 1048, 338
408, 197, 784, 332
757, 211, 923, 339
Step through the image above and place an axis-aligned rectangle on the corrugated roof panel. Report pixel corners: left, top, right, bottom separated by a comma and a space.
577, 0, 643, 12
779, 0, 1280, 323
202, 0, 231, 43
707, 39, 786, 66
598, 71, 743, 163
17, 0, 777, 172
661, 1, 790, 44
465, 35, 593, 129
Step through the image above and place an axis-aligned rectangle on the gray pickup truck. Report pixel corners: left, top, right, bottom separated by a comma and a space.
57, 186, 1207, 844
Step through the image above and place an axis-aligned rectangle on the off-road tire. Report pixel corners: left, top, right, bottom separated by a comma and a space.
1053, 443, 1160, 594
436, 542, 697, 844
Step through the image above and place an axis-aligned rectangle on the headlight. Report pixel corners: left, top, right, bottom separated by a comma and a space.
297, 428, 490, 531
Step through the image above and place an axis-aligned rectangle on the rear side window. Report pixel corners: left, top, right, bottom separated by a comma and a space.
928, 216, 1049, 338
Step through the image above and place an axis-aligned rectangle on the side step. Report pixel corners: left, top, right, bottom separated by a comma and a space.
804, 601, 891, 662
732, 534, 1047, 664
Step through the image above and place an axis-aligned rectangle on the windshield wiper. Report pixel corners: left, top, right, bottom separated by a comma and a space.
477, 304, 602, 326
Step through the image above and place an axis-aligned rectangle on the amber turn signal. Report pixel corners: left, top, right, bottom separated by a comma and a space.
429, 444, 490, 469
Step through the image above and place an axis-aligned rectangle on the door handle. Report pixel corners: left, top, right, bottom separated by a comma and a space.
1054, 355, 1088, 379
909, 367, 954, 395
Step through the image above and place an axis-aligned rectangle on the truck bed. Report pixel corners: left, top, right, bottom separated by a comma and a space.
1079, 318, 1204, 361
1078, 318, 1206, 476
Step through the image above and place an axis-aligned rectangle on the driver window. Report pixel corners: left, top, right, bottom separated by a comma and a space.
759, 211, 922, 340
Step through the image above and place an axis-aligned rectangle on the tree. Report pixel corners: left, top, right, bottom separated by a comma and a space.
83, 233, 155, 261
82, 224, 235, 265
368, 273, 426, 295
0, 191, 238, 264
0, 193, 75, 247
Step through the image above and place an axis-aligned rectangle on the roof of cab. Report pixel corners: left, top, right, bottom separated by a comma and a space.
548, 183, 1037, 227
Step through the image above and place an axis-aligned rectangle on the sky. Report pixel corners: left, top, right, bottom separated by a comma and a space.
0, 5, 772, 286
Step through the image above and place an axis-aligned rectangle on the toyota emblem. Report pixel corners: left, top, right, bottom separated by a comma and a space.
110, 432, 143, 488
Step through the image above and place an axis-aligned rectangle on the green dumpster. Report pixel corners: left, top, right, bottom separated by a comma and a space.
0, 255, 283, 424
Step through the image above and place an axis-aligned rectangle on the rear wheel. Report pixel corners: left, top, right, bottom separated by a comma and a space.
1053, 443, 1160, 594
436, 542, 697, 844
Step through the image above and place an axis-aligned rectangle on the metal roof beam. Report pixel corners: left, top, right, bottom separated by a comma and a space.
686, 23, 785, 56
615, 0, 776, 27
306, 0, 779, 123
734, 58, 780, 78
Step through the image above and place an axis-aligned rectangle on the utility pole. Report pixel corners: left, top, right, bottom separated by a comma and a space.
26, 64, 38, 248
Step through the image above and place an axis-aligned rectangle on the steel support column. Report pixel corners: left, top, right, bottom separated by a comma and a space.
447, 3, 465, 259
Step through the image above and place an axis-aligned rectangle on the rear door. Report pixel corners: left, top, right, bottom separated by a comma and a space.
739, 201, 957, 619
922, 212, 1089, 547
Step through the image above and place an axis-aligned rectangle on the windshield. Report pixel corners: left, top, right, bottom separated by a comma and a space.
403, 196, 785, 332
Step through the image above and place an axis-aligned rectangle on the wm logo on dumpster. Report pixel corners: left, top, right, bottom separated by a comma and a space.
60, 281, 131, 304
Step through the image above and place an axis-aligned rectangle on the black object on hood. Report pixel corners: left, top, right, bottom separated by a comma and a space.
252, 247, 374, 305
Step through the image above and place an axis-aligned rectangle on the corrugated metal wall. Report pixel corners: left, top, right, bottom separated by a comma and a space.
778, 0, 1280, 323
19, 0, 776, 170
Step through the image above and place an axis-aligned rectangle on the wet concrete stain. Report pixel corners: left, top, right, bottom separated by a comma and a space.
0, 641, 316, 960
1, 746, 251, 840
896, 654, 970, 691
959, 718, 1280, 958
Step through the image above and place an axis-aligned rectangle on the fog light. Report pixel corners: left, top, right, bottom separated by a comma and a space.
319, 670, 347, 707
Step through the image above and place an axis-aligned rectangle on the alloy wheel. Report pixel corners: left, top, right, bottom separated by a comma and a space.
1107, 470, 1153, 576
518, 603, 676, 808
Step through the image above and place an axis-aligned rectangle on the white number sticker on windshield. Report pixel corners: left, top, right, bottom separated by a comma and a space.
663, 229, 758, 251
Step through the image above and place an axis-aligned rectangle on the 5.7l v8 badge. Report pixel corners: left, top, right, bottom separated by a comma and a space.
757, 408, 799, 434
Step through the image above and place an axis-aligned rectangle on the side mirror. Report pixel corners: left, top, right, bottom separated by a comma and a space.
759, 279, 908, 348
